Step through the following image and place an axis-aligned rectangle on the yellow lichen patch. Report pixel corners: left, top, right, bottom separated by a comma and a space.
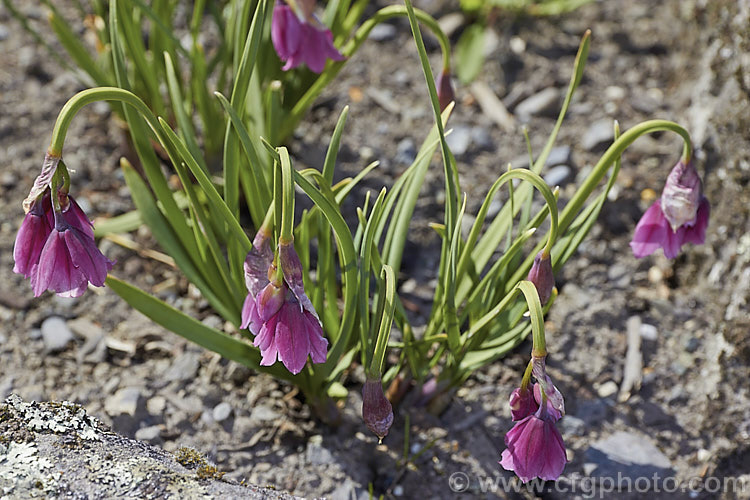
196, 464, 225, 480
174, 447, 205, 469
174, 446, 225, 481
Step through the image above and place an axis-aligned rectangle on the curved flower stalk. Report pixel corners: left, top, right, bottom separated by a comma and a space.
630, 159, 710, 259
14, 153, 114, 297
272, 0, 346, 73
499, 281, 567, 482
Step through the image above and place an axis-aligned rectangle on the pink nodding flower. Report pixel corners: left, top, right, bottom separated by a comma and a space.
15, 155, 114, 299
271, 2, 345, 73
499, 398, 568, 482
26, 200, 114, 298
241, 236, 328, 374
630, 159, 710, 259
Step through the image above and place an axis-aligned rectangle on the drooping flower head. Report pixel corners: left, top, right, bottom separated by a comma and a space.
14, 153, 114, 297
499, 394, 567, 482
501, 353, 567, 482
527, 251, 554, 306
241, 235, 328, 374
271, 0, 345, 73
362, 377, 394, 440
630, 159, 710, 259
436, 69, 455, 112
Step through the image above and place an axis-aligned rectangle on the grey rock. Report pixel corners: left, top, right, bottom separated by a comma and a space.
0, 395, 296, 499
0, 24, 9, 42
306, 435, 334, 465
584, 431, 674, 483
368, 23, 397, 42
471, 126, 493, 150
596, 381, 619, 398
212, 402, 232, 422
514, 87, 559, 120
684, 336, 700, 352
147, 396, 167, 416
546, 145, 572, 166
0, 171, 16, 187
250, 405, 279, 422
395, 138, 416, 165
511, 145, 570, 169
104, 387, 143, 417
582, 119, 615, 151
40, 316, 75, 353
134, 425, 162, 442
164, 351, 201, 382
487, 199, 503, 219
446, 125, 472, 156
544, 165, 573, 186
575, 398, 609, 426
639, 323, 658, 341
559, 416, 585, 436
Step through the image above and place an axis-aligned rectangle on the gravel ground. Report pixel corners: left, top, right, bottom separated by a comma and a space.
1, 0, 749, 499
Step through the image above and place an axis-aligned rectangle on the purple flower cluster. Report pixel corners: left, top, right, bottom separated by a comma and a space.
241, 233, 328, 374
271, 1, 345, 73
500, 356, 567, 482
14, 154, 113, 297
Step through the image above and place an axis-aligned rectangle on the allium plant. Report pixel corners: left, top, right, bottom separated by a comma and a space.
10, 0, 709, 485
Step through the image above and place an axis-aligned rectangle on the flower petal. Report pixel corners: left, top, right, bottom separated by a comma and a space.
630, 200, 669, 258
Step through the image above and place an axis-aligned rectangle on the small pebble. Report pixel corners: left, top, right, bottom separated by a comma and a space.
41, 316, 75, 353
446, 125, 472, 156
640, 323, 658, 341
544, 165, 573, 186
597, 381, 619, 398
213, 402, 233, 422
368, 23, 397, 42
105, 387, 142, 417
135, 425, 162, 442
582, 119, 615, 151
514, 87, 559, 120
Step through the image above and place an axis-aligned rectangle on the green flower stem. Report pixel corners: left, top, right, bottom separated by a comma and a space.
279, 5, 450, 139
516, 280, 546, 357
367, 265, 396, 379
559, 120, 692, 236
48, 87, 160, 156
278, 147, 295, 244
520, 359, 534, 391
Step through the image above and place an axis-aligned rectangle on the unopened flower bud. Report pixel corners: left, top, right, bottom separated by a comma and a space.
527, 251, 554, 305
509, 386, 537, 421
362, 378, 394, 440
661, 159, 702, 232
436, 69, 455, 112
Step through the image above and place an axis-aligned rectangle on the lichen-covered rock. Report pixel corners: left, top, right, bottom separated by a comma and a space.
0, 395, 298, 499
